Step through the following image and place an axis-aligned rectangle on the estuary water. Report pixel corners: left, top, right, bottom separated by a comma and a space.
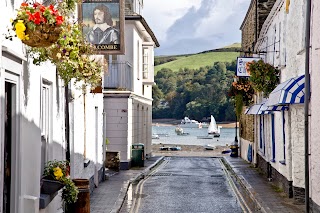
152, 125, 239, 147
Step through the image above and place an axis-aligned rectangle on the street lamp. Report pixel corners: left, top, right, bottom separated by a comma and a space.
233, 76, 239, 146
230, 76, 239, 158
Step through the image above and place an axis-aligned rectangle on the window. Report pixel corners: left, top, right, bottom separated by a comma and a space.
260, 116, 263, 150
280, 111, 286, 164
137, 40, 140, 80
143, 48, 148, 79
40, 81, 51, 176
271, 114, 275, 162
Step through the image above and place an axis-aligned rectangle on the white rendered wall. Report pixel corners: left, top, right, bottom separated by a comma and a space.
104, 96, 131, 161
240, 138, 253, 163
71, 84, 104, 180
255, 0, 305, 187
310, 0, 320, 206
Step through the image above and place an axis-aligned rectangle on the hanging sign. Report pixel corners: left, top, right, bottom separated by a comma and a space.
236, 57, 261, 77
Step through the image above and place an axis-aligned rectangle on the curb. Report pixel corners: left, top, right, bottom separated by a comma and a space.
112, 156, 165, 213
221, 157, 267, 213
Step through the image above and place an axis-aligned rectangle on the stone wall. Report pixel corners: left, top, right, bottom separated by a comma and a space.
240, 108, 254, 141
257, 154, 293, 198
241, 0, 276, 55
241, 0, 256, 55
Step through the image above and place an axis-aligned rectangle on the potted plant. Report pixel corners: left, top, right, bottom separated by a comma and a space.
246, 60, 280, 96
8, 2, 64, 47
42, 160, 79, 206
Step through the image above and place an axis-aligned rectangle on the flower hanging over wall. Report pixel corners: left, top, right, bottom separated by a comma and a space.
7, 2, 64, 47
247, 60, 280, 96
228, 77, 254, 106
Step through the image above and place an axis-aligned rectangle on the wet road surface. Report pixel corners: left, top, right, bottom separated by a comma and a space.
121, 157, 243, 213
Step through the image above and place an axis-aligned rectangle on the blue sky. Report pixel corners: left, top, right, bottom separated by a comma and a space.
143, 0, 250, 56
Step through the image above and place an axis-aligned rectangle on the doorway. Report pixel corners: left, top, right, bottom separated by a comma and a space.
3, 82, 14, 213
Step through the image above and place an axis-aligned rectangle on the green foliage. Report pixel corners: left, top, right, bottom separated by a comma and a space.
235, 94, 243, 119
248, 60, 280, 96
153, 60, 237, 122
43, 160, 79, 206
152, 85, 164, 108
155, 52, 240, 73
154, 56, 178, 66
228, 77, 254, 106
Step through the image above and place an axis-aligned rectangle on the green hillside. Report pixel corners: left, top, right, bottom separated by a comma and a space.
155, 43, 241, 73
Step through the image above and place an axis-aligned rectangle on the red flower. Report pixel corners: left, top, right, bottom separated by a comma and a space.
39, 5, 46, 12
21, 2, 29, 7
55, 16, 64, 25
33, 12, 42, 25
33, 2, 39, 8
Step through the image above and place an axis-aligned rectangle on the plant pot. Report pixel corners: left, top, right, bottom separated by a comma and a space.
41, 179, 64, 194
23, 24, 62, 48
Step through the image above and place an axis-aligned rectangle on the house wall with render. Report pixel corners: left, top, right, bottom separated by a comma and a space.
70, 83, 104, 192
310, 0, 320, 211
0, 0, 66, 211
0, 1, 105, 212
104, 16, 156, 169
253, 0, 306, 202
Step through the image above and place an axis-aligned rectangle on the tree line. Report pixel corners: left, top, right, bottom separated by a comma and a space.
152, 61, 237, 122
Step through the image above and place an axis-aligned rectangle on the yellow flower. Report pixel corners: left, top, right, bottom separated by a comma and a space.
15, 21, 26, 32
53, 167, 63, 180
16, 31, 25, 40
10, 18, 13, 23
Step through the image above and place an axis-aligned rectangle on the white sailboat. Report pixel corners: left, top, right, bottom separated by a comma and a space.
208, 115, 221, 137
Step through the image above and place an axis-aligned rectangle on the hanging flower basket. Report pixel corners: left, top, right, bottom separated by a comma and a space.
23, 24, 62, 47
9, 2, 64, 47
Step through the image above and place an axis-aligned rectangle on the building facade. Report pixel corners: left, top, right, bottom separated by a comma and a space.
104, 0, 159, 169
0, 0, 105, 212
242, 0, 310, 205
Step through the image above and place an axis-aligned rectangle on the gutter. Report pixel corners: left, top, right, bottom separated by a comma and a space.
304, 0, 311, 212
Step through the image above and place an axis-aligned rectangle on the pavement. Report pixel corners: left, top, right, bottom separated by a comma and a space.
90, 155, 305, 213
90, 156, 164, 213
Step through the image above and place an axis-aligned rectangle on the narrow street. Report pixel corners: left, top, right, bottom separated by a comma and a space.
120, 157, 244, 213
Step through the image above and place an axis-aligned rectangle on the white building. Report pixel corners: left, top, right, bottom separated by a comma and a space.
244, 0, 307, 203
104, 0, 159, 169
0, 0, 104, 212
309, 0, 320, 211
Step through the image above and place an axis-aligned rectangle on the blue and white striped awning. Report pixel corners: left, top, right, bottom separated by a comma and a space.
267, 75, 305, 106
246, 100, 288, 115
265, 105, 289, 111
245, 104, 264, 115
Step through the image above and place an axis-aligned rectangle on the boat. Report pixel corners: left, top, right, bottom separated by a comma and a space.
157, 133, 169, 137
204, 144, 215, 150
208, 115, 222, 137
197, 135, 214, 139
152, 134, 160, 139
175, 126, 190, 136
169, 146, 182, 151
180, 117, 201, 128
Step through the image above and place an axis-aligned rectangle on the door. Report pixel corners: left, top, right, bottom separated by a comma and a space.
3, 82, 15, 213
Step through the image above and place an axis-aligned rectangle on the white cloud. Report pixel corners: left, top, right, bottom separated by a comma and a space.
143, 0, 201, 40
143, 0, 250, 55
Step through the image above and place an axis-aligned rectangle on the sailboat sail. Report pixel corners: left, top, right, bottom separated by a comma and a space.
208, 115, 218, 134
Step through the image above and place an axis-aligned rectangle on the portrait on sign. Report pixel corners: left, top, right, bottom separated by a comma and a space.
79, 0, 125, 55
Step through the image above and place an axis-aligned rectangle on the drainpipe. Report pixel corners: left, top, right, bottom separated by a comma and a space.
65, 82, 70, 162
255, 0, 258, 44
304, 0, 311, 212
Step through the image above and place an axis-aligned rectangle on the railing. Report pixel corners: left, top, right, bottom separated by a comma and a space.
104, 61, 133, 91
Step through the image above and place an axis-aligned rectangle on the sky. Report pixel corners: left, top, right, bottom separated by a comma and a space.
143, 0, 251, 56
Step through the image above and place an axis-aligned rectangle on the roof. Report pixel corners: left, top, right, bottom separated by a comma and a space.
125, 15, 160, 47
